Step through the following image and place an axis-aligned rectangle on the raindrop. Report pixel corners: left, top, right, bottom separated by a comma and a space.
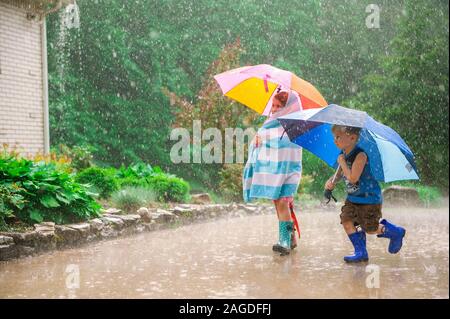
149, 30, 159, 39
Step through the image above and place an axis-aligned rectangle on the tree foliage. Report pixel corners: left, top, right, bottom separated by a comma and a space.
348, 0, 449, 188
46, 0, 449, 190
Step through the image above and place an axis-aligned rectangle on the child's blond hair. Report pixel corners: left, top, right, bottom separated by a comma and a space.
331, 125, 361, 137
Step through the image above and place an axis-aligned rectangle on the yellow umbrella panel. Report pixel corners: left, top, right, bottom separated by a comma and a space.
224, 78, 279, 114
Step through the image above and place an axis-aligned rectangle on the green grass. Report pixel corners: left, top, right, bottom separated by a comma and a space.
110, 186, 157, 212
416, 186, 443, 207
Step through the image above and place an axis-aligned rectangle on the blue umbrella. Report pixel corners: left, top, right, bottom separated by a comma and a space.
277, 104, 419, 183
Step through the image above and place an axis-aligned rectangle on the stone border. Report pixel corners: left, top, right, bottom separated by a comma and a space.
0, 203, 273, 261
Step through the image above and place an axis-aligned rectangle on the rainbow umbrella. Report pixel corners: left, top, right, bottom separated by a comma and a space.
214, 64, 327, 115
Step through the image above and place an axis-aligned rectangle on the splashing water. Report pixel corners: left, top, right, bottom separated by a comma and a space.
62, 1, 80, 29
56, 1, 81, 92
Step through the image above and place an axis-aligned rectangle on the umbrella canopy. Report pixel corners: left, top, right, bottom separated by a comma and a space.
214, 64, 327, 115
277, 104, 419, 183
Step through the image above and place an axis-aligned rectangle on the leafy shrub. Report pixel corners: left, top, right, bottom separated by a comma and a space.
1, 144, 21, 159
76, 166, 119, 199
298, 174, 314, 195
0, 156, 101, 225
116, 176, 148, 188
416, 185, 443, 207
218, 164, 244, 202
301, 151, 346, 199
2, 143, 72, 173
0, 183, 26, 229
382, 181, 444, 207
170, 162, 223, 193
146, 174, 190, 202
31, 151, 73, 173
115, 163, 190, 203
51, 144, 95, 171
111, 186, 157, 211
116, 162, 162, 179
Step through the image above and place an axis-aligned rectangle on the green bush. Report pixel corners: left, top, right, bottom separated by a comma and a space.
0, 156, 101, 225
52, 144, 95, 171
111, 186, 157, 211
170, 162, 223, 193
0, 183, 26, 229
218, 164, 244, 202
116, 162, 162, 179
76, 166, 119, 199
298, 174, 314, 195
115, 162, 157, 190
146, 174, 190, 202
301, 150, 346, 199
116, 176, 148, 188
114, 163, 190, 203
416, 185, 443, 207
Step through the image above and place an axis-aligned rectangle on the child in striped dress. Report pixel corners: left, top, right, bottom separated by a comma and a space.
243, 90, 303, 255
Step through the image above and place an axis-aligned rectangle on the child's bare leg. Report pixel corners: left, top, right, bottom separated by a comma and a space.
275, 200, 291, 221
342, 220, 357, 235
273, 201, 280, 219
366, 224, 384, 235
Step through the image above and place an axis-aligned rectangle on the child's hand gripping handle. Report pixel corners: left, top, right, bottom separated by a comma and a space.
322, 165, 340, 204
323, 189, 337, 204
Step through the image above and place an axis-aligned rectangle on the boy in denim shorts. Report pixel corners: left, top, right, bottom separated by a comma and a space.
325, 125, 406, 263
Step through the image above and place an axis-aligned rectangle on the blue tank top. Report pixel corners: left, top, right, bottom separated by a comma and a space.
342, 146, 382, 204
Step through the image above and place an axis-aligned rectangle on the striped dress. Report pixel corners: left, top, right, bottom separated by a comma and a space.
243, 118, 302, 202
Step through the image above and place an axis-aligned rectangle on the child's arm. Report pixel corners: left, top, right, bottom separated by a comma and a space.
337, 152, 367, 184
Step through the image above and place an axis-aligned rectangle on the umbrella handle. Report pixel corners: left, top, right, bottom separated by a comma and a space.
279, 129, 286, 140
331, 165, 340, 184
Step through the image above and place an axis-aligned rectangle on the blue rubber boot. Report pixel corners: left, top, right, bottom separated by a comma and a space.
272, 221, 294, 256
344, 231, 369, 263
377, 219, 406, 254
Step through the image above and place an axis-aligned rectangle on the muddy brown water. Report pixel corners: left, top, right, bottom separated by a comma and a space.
0, 206, 448, 298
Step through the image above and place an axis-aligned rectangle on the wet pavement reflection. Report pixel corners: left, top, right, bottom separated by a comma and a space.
0, 206, 448, 298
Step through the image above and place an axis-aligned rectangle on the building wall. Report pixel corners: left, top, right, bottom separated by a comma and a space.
0, 1, 45, 157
